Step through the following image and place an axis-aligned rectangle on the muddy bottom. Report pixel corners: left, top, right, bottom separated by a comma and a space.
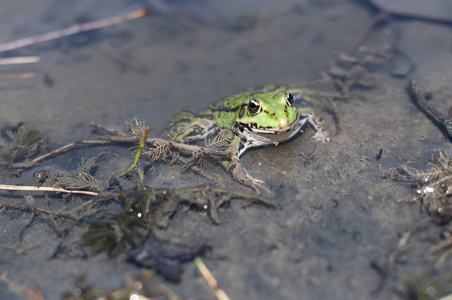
1, 0, 452, 299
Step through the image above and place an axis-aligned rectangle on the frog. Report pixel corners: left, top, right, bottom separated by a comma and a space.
164, 86, 329, 194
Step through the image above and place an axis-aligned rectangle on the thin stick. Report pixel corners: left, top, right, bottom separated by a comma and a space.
371, 231, 410, 295
434, 246, 452, 270
0, 8, 151, 53
0, 56, 40, 65
28, 131, 228, 170
195, 257, 230, 300
0, 203, 83, 225
0, 72, 35, 79
0, 184, 99, 196
26, 284, 46, 300
429, 238, 452, 255
31, 140, 112, 164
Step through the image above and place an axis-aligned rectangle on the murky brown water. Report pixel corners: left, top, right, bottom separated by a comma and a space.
1, 0, 452, 299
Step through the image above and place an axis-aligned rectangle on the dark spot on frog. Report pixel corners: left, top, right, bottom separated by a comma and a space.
249, 122, 258, 129
238, 106, 245, 118
236, 123, 245, 132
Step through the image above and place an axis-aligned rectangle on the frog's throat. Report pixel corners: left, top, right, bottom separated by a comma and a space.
232, 113, 306, 145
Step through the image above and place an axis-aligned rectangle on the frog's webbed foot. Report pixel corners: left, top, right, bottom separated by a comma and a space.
225, 157, 272, 195
244, 175, 272, 195
312, 130, 329, 143
303, 112, 330, 143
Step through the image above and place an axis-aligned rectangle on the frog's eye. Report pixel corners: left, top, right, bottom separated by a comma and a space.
285, 92, 294, 106
248, 99, 262, 116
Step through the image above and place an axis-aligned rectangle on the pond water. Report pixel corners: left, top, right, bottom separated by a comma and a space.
1, 0, 452, 299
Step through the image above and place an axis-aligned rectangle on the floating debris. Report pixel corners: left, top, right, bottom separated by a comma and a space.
33, 157, 105, 192
82, 183, 276, 257
398, 271, 452, 300
127, 235, 212, 283
397, 150, 452, 223
63, 271, 181, 300
0, 123, 45, 173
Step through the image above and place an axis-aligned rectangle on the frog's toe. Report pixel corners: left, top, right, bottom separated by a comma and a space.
312, 131, 329, 143
246, 176, 272, 195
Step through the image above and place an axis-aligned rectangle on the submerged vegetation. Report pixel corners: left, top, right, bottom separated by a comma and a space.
394, 150, 452, 298
82, 183, 275, 256
63, 271, 182, 300
0, 120, 277, 293
0, 123, 45, 174
398, 271, 452, 300
397, 150, 452, 224
33, 157, 106, 192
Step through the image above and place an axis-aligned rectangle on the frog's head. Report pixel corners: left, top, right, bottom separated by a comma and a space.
232, 90, 304, 146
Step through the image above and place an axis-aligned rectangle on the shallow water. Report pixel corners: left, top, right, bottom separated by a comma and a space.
1, 0, 452, 299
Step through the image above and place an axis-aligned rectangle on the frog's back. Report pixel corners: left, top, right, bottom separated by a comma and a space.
214, 84, 291, 108
214, 91, 255, 108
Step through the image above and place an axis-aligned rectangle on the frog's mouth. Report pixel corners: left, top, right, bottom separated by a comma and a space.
233, 114, 306, 146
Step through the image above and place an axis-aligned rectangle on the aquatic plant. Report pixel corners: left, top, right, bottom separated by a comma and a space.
397, 150, 452, 223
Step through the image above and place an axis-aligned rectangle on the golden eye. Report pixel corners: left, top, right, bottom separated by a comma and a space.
285, 92, 294, 106
248, 99, 261, 116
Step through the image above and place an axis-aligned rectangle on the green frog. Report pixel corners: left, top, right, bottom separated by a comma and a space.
164, 86, 329, 194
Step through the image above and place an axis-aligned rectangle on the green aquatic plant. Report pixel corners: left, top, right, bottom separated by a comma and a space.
81, 218, 148, 257
0, 123, 45, 173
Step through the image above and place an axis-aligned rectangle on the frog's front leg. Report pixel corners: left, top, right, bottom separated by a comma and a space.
221, 137, 271, 194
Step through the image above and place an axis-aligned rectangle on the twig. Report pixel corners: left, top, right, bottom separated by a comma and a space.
26, 284, 46, 300
91, 122, 231, 157
434, 246, 452, 270
371, 231, 411, 295
195, 257, 230, 300
0, 203, 83, 225
211, 188, 276, 207
0, 56, 40, 65
0, 184, 99, 196
31, 140, 113, 164
409, 80, 452, 138
429, 238, 452, 255
0, 72, 35, 79
0, 8, 151, 54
